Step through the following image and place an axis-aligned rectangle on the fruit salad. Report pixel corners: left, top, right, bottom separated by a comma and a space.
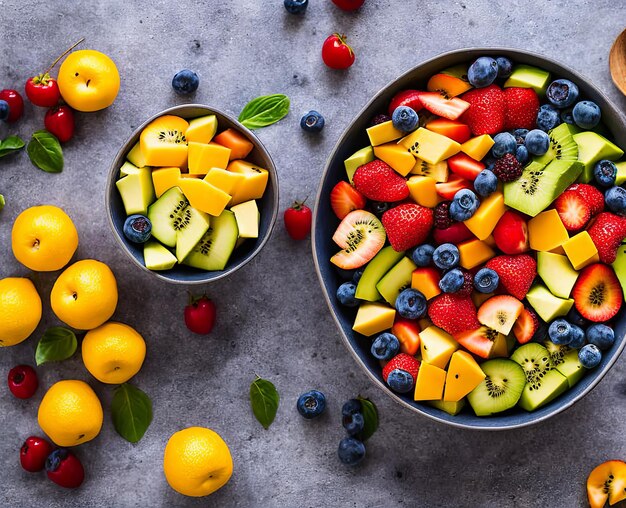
328, 55, 626, 418
115, 114, 269, 272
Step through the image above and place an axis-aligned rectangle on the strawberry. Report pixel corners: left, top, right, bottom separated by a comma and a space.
329, 181, 367, 220
460, 84, 505, 135
432, 221, 474, 245
382, 353, 420, 383
486, 254, 537, 300
353, 160, 409, 202
388, 89, 423, 115
502, 87, 540, 130
428, 293, 480, 335
512, 307, 540, 344
554, 191, 591, 231
381, 203, 433, 252
587, 212, 626, 263
566, 183, 605, 216
417, 92, 470, 121
572, 263, 623, 322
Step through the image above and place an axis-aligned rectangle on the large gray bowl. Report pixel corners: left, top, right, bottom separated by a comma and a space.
312, 48, 626, 430
106, 104, 278, 285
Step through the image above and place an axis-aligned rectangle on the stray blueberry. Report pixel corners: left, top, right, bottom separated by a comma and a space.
336, 282, 359, 307
172, 69, 199, 95
573, 100, 601, 129
352, 268, 365, 283
392, 106, 419, 132
439, 268, 465, 293
0, 100, 9, 121
525, 129, 550, 155
548, 318, 573, 345
515, 145, 529, 164
123, 215, 152, 243
605, 186, 626, 215
395, 288, 427, 319
586, 324, 615, 351
371, 333, 400, 360
569, 325, 586, 349
560, 108, 575, 125
594, 160, 617, 188
433, 243, 460, 270
579, 344, 602, 369
341, 399, 362, 417
474, 169, 498, 197
492, 132, 517, 158
338, 437, 366, 466
473, 267, 499, 293
536, 104, 560, 132
296, 390, 326, 419
546, 79, 579, 108
450, 189, 479, 221
412, 243, 435, 267
284, 0, 308, 14
467, 56, 498, 88
342, 411, 365, 435
300, 110, 325, 132
495, 56, 513, 78
386, 369, 414, 393
512, 128, 529, 145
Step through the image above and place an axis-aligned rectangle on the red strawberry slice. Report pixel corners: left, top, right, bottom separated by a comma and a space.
428, 293, 480, 335
492, 210, 530, 254
587, 212, 626, 263
554, 191, 591, 231
388, 89, 423, 115
435, 173, 473, 200
425, 118, 472, 144
391, 317, 421, 355
418, 92, 470, 120
572, 263, 623, 322
512, 307, 539, 344
566, 183, 605, 216
381, 203, 433, 252
460, 84, 505, 136
485, 254, 537, 300
382, 353, 420, 383
503, 87, 540, 130
432, 221, 474, 245
329, 181, 367, 220
447, 153, 486, 181
353, 160, 409, 202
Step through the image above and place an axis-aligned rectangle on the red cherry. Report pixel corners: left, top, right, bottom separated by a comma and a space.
331, 0, 365, 10
184, 295, 216, 335
20, 436, 54, 473
284, 200, 312, 240
321, 33, 355, 70
46, 449, 84, 489
25, 74, 61, 107
7, 365, 38, 399
0, 89, 24, 122
44, 105, 75, 143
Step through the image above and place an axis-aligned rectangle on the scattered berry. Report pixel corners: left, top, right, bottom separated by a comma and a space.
123, 215, 152, 243
449, 189, 479, 221
467, 57, 498, 88
353, 160, 409, 202
284, 200, 312, 240
579, 344, 602, 369
502, 87, 539, 130
296, 390, 326, 419
370, 332, 400, 360
548, 318, 573, 345
492, 132, 517, 158
594, 160, 617, 187
546, 79, 579, 108
485, 254, 536, 300
495, 56, 513, 78
46, 449, 84, 489
171, 70, 199, 95
322, 33, 355, 70
184, 295, 216, 334
336, 282, 358, 307
473, 267, 499, 293
381, 203, 433, 252
586, 324, 615, 351
428, 293, 479, 335
342, 411, 365, 435
284, 0, 308, 14
300, 110, 325, 132
554, 191, 591, 231
341, 399, 362, 416
7, 365, 38, 399
0, 100, 9, 121
524, 129, 550, 155
411, 243, 435, 266
492, 153, 523, 182
473, 169, 498, 197
0, 89, 24, 122
433, 201, 454, 229
395, 288, 427, 319
536, 104, 560, 132
587, 212, 626, 263
338, 437, 366, 466
20, 436, 54, 473
605, 186, 626, 215
391, 106, 419, 132
332, 0, 365, 10
433, 243, 460, 270
25, 73, 60, 107
44, 105, 75, 143
439, 268, 465, 293
573, 100, 601, 129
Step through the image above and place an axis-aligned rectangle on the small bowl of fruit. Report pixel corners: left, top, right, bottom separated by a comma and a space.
313, 48, 626, 429
106, 104, 278, 284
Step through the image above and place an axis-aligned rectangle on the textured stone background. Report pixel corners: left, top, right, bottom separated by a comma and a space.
1, 1, 626, 507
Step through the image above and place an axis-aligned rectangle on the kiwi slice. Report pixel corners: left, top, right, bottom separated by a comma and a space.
544, 342, 585, 388
466, 359, 526, 416
330, 210, 386, 270
534, 123, 579, 166
183, 210, 239, 271
543, 341, 570, 367
175, 207, 211, 262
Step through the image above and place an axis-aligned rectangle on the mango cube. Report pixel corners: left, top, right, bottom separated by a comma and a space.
213, 128, 254, 160
461, 135, 495, 161
373, 142, 415, 176
366, 120, 404, 146
414, 362, 446, 401
443, 351, 486, 402
204, 167, 244, 195
398, 128, 461, 164
528, 209, 569, 251
185, 115, 218, 144
230, 200, 259, 239
457, 238, 496, 269
345, 146, 374, 183
419, 326, 458, 369
188, 142, 231, 174
407, 176, 439, 208
352, 303, 396, 337
562, 231, 599, 270
227, 160, 269, 205
463, 192, 506, 240
151, 167, 181, 198
178, 178, 231, 216
411, 268, 441, 300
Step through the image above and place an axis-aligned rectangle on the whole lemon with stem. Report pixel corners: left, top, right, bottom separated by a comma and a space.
0, 277, 42, 346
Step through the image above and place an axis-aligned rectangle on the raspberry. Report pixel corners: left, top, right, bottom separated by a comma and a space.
370, 114, 391, 126
434, 201, 454, 229
492, 153, 523, 182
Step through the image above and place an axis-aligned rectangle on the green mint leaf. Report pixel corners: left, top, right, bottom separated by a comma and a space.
35, 327, 77, 365
27, 130, 63, 173
238, 94, 290, 129
0, 135, 25, 158
357, 397, 379, 441
111, 383, 153, 443
250, 376, 279, 429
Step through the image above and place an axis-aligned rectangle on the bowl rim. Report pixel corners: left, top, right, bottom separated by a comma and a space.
312, 47, 626, 430
105, 103, 279, 285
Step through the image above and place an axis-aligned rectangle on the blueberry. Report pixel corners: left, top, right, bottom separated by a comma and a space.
569, 325, 586, 349
171, 69, 199, 95
371, 332, 400, 360
573, 100, 601, 129
525, 129, 550, 156
300, 110, 325, 132
450, 189, 479, 221
482, 154, 498, 167
386, 368, 414, 393
495, 56, 513, 78
342, 412, 365, 435
467, 56, 498, 88
439, 268, 465, 293
560, 108, 575, 125
605, 186, 626, 215
341, 399, 362, 417
0, 100, 9, 121
336, 282, 359, 307
352, 268, 365, 283
492, 132, 517, 158
586, 324, 615, 351
512, 129, 529, 145
594, 160, 617, 187
338, 437, 366, 466
123, 215, 152, 243
473, 267, 499, 293
412, 243, 435, 266
370, 201, 390, 217
548, 318, 573, 345
536, 104, 560, 132
579, 344, 602, 369
567, 306, 587, 327
392, 106, 419, 132
296, 390, 326, 419
515, 145, 529, 164
284, 0, 308, 14
395, 288, 427, 319
433, 243, 460, 270
546, 79, 579, 108
474, 169, 498, 197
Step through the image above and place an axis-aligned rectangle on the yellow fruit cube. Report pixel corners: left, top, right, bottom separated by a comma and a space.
407, 176, 439, 208
443, 351, 486, 402
119, 161, 140, 177
352, 302, 396, 337
463, 192, 506, 240
419, 326, 458, 369
460, 135, 495, 161
562, 231, 599, 270
457, 238, 496, 269
115, 167, 155, 216
204, 167, 244, 195
151, 167, 181, 198
366, 121, 404, 146
411, 269, 441, 300
227, 160, 269, 205
178, 178, 231, 216
230, 200, 259, 239
127, 142, 148, 168
528, 209, 570, 251
185, 115, 218, 144
398, 128, 461, 165
373, 142, 415, 176
188, 142, 231, 175
411, 159, 449, 182
413, 362, 446, 401
140, 115, 189, 167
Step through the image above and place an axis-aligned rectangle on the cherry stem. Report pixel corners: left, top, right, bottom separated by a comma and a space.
44, 37, 85, 76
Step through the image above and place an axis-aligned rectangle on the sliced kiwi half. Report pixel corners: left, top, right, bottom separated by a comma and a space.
544, 342, 585, 388
183, 210, 239, 271
534, 122, 579, 166
331, 210, 386, 270
466, 359, 526, 416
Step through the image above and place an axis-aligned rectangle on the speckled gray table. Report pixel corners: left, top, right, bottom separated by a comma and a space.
1, 1, 626, 506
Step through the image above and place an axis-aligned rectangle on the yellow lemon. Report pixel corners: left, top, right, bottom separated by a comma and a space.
11, 205, 78, 271
58, 50, 120, 112
38, 380, 103, 447
51, 259, 118, 330
163, 427, 233, 497
82, 322, 146, 384
0, 277, 42, 346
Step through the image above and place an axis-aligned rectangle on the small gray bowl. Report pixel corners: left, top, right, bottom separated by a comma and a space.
106, 104, 278, 284
312, 48, 626, 430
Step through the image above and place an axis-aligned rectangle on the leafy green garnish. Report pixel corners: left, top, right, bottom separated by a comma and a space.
238, 94, 290, 129
35, 327, 77, 365
357, 397, 379, 441
111, 383, 153, 443
0, 135, 25, 158
250, 376, 280, 429
27, 130, 63, 173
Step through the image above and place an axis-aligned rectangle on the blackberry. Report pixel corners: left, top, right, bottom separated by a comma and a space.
434, 201, 454, 229
370, 113, 391, 126
492, 153, 523, 182
457, 270, 474, 297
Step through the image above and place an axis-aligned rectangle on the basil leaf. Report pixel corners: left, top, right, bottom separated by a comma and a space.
111, 383, 153, 443
0, 135, 25, 158
27, 130, 63, 173
357, 397, 379, 441
250, 376, 279, 429
238, 94, 290, 129
35, 327, 77, 365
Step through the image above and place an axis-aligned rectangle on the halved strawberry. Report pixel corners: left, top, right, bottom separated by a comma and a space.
492, 210, 530, 255
572, 263, 623, 322
512, 307, 539, 344
447, 153, 486, 181
428, 293, 480, 335
477, 295, 524, 335
353, 160, 409, 202
460, 84, 505, 135
566, 183, 604, 216
388, 89, 423, 115
454, 326, 503, 359
329, 181, 367, 220
425, 118, 472, 143
432, 221, 474, 245
418, 92, 470, 120
391, 317, 421, 355
435, 173, 473, 200
554, 191, 591, 231
381, 203, 433, 252
426, 73, 472, 98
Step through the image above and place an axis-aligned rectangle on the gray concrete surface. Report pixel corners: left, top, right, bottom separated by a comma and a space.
1, 1, 626, 506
